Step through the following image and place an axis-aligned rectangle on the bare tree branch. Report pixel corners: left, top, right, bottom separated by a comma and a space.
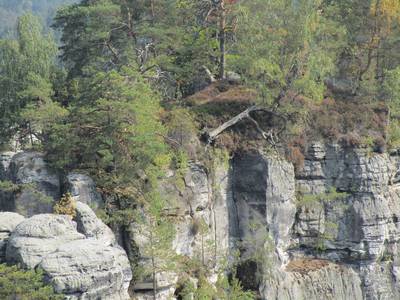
205, 105, 286, 144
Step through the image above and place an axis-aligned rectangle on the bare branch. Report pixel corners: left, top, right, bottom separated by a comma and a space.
205, 104, 287, 144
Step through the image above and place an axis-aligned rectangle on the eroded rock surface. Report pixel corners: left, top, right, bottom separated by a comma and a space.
131, 160, 231, 299
6, 214, 85, 268
5, 144, 400, 300
0, 151, 16, 180
0, 212, 25, 262
74, 201, 115, 245
39, 240, 131, 300
8, 152, 60, 216
256, 144, 400, 300
232, 154, 296, 263
5, 207, 131, 299
66, 173, 103, 209
261, 259, 363, 300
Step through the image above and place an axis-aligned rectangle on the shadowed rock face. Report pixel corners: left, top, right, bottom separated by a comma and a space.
7, 152, 61, 217
232, 154, 296, 262
66, 173, 103, 209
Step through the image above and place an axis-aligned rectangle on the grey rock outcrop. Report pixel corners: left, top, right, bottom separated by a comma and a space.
66, 173, 103, 209
250, 143, 400, 299
131, 160, 231, 299
5, 207, 132, 299
39, 239, 131, 300
232, 153, 296, 262
261, 260, 363, 300
74, 201, 115, 245
6, 214, 85, 268
6, 143, 400, 300
0, 212, 25, 262
8, 152, 60, 216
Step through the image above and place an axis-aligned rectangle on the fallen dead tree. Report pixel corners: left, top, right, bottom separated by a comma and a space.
204, 104, 287, 146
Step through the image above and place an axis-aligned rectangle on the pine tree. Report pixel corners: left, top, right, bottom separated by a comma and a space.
0, 13, 60, 147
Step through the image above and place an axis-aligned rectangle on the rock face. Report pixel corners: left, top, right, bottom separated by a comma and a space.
261, 259, 363, 300
75, 201, 116, 245
131, 160, 231, 299
66, 173, 103, 209
6, 152, 61, 217
5, 144, 400, 300
39, 240, 131, 300
237, 144, 400, 300
5, 205, 132, 299
0, 151, 16, 180
0, 212, 25, 262
6, 214, 85, 269
232, 154, 296, 262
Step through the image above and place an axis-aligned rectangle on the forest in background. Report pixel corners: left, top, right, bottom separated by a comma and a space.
0, 0, 77, 37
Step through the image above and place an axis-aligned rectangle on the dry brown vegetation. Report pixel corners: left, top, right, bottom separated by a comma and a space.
286, 259, 331, 275
186, 82, 389, 167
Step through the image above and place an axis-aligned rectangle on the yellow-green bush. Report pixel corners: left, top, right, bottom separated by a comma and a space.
54, 192, 76, 218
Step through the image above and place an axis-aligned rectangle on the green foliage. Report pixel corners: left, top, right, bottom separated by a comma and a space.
0, 0, 77, 38
383, 67, 400, 118
297, 187, 348, 207
388, 120, 400, 148
215, 275, 255, 300
132, 205, 178, 286
0, 264, 63, 300
45, 67, 169, 196
231, 0, 345, 104
0, 13, 61, 146
327, 0, 400, 95
177, 273, 255, 300
0, 180, 20, 193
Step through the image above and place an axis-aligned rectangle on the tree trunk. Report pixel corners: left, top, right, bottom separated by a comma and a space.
150, 0, 155, 22
201, 232, 205, 266
28, 122, 34, 146
206, 105, 259, 143
219, 0, 226, 79
205, 104, 287, 144
150, 226, 157, 300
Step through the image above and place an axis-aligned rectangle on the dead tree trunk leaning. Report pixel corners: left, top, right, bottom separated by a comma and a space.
205, 105, 286, 145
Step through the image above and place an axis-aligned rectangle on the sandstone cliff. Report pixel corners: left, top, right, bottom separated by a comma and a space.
2, 147, 400, 300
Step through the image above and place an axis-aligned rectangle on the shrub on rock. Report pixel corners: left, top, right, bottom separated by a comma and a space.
0, 264, 63, 300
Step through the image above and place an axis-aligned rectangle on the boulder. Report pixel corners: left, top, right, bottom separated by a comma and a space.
74, 201, 116, 245
39, 239, 132, 300
66, 173, 103, 209
0, 212, 25, 262
6, 208, 132, 299
226, 71, 241, 84
6, 214, 85, 268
